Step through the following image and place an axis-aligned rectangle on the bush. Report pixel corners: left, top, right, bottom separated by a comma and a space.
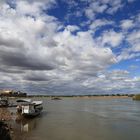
133, 94, 140, 100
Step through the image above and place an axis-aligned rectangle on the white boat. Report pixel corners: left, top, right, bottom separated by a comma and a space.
0, 97, 9, 107
16, 99, 43, 117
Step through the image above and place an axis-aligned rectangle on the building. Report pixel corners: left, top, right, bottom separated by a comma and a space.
0, 90, 27, 97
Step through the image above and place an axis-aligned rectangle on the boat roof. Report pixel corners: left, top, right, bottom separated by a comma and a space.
32, 101, 43, 105
16, 99, 31, 103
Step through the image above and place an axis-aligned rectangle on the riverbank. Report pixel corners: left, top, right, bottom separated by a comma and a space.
0, 108, 16, 140
27, 94, 135, 98
0, 108, 12, 121
27, 95, 132, 100
0, 121, 12, 140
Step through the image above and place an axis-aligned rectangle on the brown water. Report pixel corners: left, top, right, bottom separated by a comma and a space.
11, 98, 140, 140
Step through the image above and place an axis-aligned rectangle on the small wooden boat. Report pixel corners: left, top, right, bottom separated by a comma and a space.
16, 99, 43, 117
0, 97, 9, 107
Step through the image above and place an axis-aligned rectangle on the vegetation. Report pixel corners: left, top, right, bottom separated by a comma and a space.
133, 94, 140, 100
0, 89, 136, 98
0, 90, 27, 97
27, 94, 133, 98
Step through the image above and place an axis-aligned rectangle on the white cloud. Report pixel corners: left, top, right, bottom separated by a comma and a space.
90, 19, 114, 30
107, 4, 123, 14
106, 0, 123, 14
0, 0, 118, 94
127, 30, 140, 52
16, 1, 42, 16
65, 25, 80, 32
83, 0, 127, 20
98, 30, 124, 47
120, 19, 134, 30
85, 8, 95, 20
116, 13, 140, 61
0, 0, 139, 94
53, 29, 117, 72
81, 69, 140, 93
85, 1, 107, 20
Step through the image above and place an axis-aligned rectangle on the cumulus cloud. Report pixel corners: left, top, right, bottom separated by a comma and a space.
89, 19, 114, 30
65, 25, 80, 32
106, 0, 123, 14
117, 12, 140, 61
127, 30, 140, 52
97, 30, 124, 48
82, 70, 140, 94
51, 29, 117, 77
85, 1, 107, 19
0, 0, 139, 94
84, 0, 126, 19
120, 19, 134, 30
0, 0, 118, 94
118, 25, 140, 61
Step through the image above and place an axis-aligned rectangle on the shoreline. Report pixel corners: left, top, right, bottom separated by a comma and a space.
26, 95, 132, 98
0, 107, 16, 140
0, 121, 12, 140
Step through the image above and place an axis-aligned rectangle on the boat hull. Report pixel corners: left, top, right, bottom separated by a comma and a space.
22, 112, 41, 118
22, 107, 43, 118
16, 99, 43, 118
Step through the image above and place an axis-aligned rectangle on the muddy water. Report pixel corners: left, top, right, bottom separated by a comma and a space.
10, 98, 140, 140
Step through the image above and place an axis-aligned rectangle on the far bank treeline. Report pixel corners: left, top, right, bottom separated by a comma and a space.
0, 89, 140, 100
27, 94, 140, 100
0, 90, 27, 97
27, 93, 135, 97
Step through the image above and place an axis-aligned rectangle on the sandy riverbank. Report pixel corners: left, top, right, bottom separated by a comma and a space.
0, 108, 13, 121
0, 108, 17, 140
0, 121, 11, 140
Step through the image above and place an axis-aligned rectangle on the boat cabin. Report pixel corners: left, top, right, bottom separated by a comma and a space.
16, 99, 43, 117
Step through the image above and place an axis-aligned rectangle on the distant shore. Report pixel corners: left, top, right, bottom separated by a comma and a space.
26, 94, 133, 98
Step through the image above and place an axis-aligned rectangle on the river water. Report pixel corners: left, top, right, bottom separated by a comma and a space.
11, 97, 140, 140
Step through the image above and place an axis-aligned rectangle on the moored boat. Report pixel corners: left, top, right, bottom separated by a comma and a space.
0, 97, 9, 107
16, 99, 43, 117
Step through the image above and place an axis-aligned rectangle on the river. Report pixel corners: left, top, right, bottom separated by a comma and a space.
10, 97, 140, 140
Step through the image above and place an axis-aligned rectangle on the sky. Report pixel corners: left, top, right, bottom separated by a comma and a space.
0, 0, 140, 95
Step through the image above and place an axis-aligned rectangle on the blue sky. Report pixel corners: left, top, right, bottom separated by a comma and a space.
0, 0, 140, 95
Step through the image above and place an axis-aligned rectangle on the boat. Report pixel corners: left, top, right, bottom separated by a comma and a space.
51, 97, 62, 100
16, 99, 43, 117
0, 97, 9, 107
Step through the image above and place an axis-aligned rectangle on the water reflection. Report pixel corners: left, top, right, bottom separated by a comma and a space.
11, 114, 40, 140
15, 114, 38, 132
